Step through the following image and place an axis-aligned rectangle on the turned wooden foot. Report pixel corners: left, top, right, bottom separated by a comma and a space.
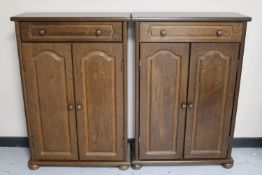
131, 163, 142, 170
222, 163, 233, 169
28, 162, 40, 170
118, 165, 129, 170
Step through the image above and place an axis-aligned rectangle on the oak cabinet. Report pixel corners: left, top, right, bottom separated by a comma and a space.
132, 12, 251, 169
11, 13, 130, 170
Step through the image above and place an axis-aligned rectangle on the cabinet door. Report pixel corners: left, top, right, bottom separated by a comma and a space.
73, 43, 124, 161
184, 43, 239, 159
21, 43, 78, 160
139, 43, 189, 160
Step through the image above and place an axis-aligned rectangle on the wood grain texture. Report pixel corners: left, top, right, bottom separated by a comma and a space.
134, 22, 140, 161
73, 43, 124, 161
29, 159, 130, 167
132, 12, 251, 22
122, 22, 128, 161
15, 22, 35, 159
227, 22, 247, 158
11, 12, 131, 21
21, 43, 78, 160
139, 43, 189, 160
20, 22, 122, 42
184, 43, 239, 159
140, 22, 243, 42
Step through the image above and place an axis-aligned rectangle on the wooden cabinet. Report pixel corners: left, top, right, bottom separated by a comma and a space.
11, 13, 130, 170
11, 12, 252, 170
132, 12, 251, 169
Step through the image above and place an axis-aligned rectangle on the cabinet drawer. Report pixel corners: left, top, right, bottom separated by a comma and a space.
20, 22, 122, 42
140, 22, 243, 42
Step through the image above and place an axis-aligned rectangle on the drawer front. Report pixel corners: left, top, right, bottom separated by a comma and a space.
20, 22, 122, 41
140, 22, 243, 42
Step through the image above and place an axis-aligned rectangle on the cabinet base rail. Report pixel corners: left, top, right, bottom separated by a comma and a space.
29, 159, 130, 170
131, 157, 233, 169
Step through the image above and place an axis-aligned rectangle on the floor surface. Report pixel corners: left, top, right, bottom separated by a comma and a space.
0, 147, 261, 175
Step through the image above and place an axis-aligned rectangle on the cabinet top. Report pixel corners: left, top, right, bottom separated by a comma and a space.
132, 12, 252, 22
10, 12, 252, 22
10, 12, 131, 21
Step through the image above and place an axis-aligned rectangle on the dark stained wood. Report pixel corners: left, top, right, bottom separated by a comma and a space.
20, 22, 122, 42
133, 13, 250, 167
73, 43, 124, 161
140, 22, 243, 42
29, 159, 130, 167
21, 43, 78, 160
134, 22, 140, 161
132, 157, 233, 166
15, 22, 35, 160
122, 21, 128, 162
132, 12, 251, 22
11, 12, 131, 21
184, 43, 240, 159
227, 22, 248, 158
139, 43, 189, 160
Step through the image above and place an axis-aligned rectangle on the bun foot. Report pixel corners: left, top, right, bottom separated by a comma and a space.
131, 163, 142, 170
222, 163, 233, 169
118, 165, 129, 170
28, 162, 40, 170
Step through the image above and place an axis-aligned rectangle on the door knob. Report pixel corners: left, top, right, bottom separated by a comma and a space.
68, 104, 75, 111
181, 103, 187, 109
76, 104, 82, 110
188, 102, 193, 109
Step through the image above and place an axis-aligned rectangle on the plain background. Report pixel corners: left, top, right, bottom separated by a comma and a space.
0, 0, 261, 139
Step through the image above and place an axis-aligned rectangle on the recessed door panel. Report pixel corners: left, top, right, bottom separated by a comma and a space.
73, 43, 124, 161
139, 43, 189, 160
22, 43, 78, 160
184, 43, 239, 159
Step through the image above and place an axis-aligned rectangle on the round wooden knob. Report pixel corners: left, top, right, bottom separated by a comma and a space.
76, 104, 82, 110
188, 103, 193, 109
39, 29, 46, 36
160, 29, 166, 36
181, 103, 187, 109
217, 30, 223, 37
95, 29, 102, 36
68, 104, 75, 111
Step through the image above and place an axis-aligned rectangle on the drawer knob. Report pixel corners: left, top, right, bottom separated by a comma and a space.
76, 104, 82, 110
181, 103, 187, 109
160, 29, 167, 36
68, 104, 75, 111
95, 29, 102, 36
217, 30, 223, 37
39, 29, 46, 36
